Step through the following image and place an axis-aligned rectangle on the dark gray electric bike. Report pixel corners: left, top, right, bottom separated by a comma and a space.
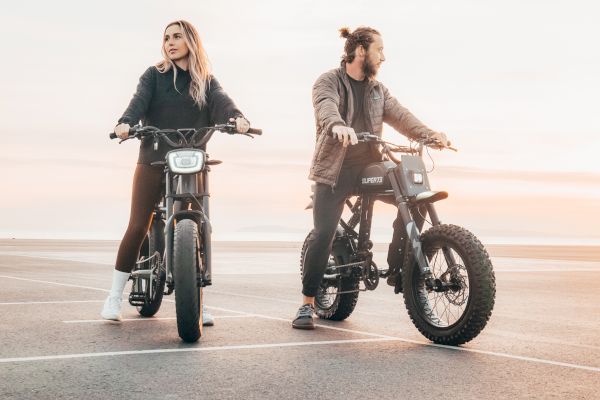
301, 134, 495, 345
110, 123, 261, 342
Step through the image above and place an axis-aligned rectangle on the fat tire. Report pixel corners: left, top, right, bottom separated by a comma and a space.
300, 230, 359, 321
137, 221, 166, 317
403, 224, 495, 345
173, 219, 203, 343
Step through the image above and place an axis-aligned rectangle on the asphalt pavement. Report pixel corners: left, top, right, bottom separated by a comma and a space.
0, 240, 598, 399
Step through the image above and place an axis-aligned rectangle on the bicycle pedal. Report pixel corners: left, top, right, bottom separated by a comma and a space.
128, 292, 146, 306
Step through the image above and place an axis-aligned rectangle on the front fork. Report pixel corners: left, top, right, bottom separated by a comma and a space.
164, 170, 212, 293
387, 170, 457, 290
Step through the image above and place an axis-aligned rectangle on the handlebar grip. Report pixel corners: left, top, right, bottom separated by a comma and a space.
110, 126, 138, 140
247, 128, 262, 135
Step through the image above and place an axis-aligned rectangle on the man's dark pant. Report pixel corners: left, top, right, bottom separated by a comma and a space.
302, 166, 424, 297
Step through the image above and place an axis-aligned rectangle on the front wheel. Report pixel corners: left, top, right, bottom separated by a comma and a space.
403, 224, 495, 345
173, 219, 203, 343
300, 230, 359, 321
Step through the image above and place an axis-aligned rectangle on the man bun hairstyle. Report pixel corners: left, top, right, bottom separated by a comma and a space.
340, 26, 380, 64
339, 27, 351, 39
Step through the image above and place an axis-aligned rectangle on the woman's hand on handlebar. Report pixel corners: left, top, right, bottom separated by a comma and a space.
114, 123, 132, 139
230, 117, 250, 134
332, 125, 358, 147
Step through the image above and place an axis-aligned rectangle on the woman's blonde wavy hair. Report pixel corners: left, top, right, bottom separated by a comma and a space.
156, 20, 212, 107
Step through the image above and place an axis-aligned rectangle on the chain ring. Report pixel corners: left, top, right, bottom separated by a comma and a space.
363, 261, 379, 290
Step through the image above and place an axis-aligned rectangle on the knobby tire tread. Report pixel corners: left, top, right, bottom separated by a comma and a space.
402, 224, 496, 345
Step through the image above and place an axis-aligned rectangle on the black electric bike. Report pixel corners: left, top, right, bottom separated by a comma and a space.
110, 123, 261, 342
301, 134, 495, 345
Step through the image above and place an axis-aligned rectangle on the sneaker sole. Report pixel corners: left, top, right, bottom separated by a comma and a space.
292, 321, 315, 330
101, 314, 122, 321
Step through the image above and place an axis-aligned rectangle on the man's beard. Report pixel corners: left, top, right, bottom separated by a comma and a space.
362, 56, 378, 79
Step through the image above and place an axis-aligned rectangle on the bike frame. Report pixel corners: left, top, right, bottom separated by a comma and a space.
340, 141, 455, 289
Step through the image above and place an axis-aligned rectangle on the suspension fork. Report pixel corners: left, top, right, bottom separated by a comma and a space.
197, 169, 212, 285
165, 170, 174, 288
164, 170, 212, 287
426, 203, 458, 268
387, 166, 457, 281
386, 169, 432, 277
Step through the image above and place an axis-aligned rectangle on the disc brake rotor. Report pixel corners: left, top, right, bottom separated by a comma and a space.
443, 263, 468, 306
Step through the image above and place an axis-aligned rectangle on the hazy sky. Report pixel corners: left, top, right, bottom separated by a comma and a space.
1, 1, 599, 244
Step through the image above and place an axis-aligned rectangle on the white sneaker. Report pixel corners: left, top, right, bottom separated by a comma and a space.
202, 304, 214, 326
101, 296, 123, 321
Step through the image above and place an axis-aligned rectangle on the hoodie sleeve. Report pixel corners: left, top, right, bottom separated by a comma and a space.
206, 76, 244, 124
118, 66, 156, 126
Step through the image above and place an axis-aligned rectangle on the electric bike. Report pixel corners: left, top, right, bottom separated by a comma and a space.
110, 123, 261, 342
301, 134, 495, 345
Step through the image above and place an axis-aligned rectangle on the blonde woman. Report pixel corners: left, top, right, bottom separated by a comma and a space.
102, 20, 250, 323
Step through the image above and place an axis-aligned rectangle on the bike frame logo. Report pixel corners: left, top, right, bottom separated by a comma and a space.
361, 176, 384, 185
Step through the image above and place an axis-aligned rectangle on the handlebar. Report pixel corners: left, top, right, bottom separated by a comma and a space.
109, 123, 262, 146
247, 127, 262, 135
330, 131, 457, 152
109, 125, 138, 140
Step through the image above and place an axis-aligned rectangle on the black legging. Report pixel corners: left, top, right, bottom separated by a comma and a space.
115, 164, 163, 272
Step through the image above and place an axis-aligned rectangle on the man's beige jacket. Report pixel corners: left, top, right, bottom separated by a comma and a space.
309, 66, 435, 187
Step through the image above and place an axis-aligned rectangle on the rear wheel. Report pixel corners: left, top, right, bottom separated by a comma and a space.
300, 230, 359, 321
133, 220, 165, 317
403, 224, 495, 345
173, 219, 203, 343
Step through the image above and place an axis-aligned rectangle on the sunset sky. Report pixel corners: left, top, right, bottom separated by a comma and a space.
1, 0, 598, 244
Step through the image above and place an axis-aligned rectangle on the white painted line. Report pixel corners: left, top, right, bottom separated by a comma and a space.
0, 300, 104, 306
0, 275, 109, 293
206, 290, 296, 305
0, 253, 112, 266
63, 318, 177, 323
62, 315, 255, 324
496, 269, 600, 273
206, 291, 395, 318
206, 305, 396, 340
423, 343, 600, 373
0, 337, 394, 364
181, 308, 600, 372
3, 274, 600, 373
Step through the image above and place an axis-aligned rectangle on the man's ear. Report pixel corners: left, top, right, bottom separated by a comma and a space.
357, 45, 366, 58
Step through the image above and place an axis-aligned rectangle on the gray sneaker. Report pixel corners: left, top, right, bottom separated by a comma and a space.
292, 304, 315, 330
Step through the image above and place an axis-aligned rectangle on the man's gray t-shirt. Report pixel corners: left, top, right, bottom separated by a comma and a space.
343, 76, 378, 167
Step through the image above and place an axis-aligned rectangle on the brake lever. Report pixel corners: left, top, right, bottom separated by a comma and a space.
118, 133, 138, 144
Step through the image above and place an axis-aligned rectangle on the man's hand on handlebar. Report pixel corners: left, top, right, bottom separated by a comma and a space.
114, 123, 132, 140
427, 131, 451, 149
332, 125, 358, 147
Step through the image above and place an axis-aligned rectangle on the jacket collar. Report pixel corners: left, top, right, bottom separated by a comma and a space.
336, 65, 379, 92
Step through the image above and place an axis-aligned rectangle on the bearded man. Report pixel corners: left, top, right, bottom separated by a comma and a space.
293, 26, 449, 329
